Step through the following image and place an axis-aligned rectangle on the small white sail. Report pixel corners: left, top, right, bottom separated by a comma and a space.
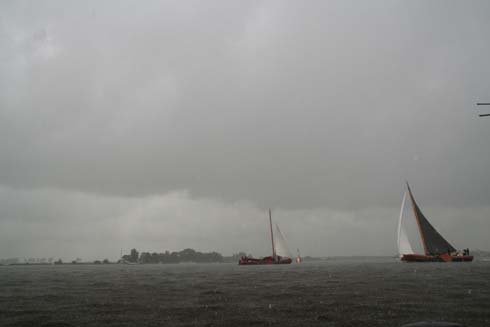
397, 191, 414, 256
274, 224, 292, 258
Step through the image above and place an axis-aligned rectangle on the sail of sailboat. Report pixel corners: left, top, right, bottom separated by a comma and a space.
274, 223, 292, 259
397, 191, 414, 257
406, 183, 456, 256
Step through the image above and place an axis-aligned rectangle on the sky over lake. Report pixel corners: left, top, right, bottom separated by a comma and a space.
1, 0, 490, 260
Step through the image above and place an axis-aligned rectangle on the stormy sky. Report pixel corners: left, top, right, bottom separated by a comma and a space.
1, 0, 490, 261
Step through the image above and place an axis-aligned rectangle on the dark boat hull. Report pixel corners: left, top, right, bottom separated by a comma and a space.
401, 254, 473, 262
238, 256, 292, 265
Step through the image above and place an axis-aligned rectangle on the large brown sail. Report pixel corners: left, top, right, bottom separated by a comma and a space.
407, 183, 456, 255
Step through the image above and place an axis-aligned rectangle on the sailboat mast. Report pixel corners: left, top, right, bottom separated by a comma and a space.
269, 209, 276, 261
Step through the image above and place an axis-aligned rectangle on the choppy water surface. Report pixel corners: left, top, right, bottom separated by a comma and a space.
1, 258, 489, 326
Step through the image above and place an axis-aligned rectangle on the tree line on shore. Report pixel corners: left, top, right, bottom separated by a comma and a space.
0, 249, 251, 265
121, 248, 247, 264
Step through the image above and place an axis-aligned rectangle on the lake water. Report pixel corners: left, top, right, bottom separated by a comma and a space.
1, 258, 489, 326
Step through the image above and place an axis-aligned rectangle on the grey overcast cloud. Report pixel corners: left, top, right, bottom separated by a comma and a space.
1, 0, 489, 261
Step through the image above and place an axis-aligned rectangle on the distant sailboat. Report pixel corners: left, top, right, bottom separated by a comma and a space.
397, 183, 473, 262
239, 209, 292, 265
296, 248, 302, 263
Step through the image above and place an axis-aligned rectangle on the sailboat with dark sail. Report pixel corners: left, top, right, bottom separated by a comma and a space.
239, 209, 292, 265
397, 183, 473, 262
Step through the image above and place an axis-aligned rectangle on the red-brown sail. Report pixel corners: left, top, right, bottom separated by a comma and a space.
407, 183, 456, 255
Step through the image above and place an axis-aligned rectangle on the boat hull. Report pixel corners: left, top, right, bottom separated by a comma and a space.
238, 256, 292, 265
401, 254, 473, 262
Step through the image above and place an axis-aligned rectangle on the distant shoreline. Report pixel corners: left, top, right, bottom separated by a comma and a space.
2, 249, 489, 266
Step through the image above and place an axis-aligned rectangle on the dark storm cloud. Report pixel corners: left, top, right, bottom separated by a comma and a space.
1, 1, 490, 259
2, 1, 490, 209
